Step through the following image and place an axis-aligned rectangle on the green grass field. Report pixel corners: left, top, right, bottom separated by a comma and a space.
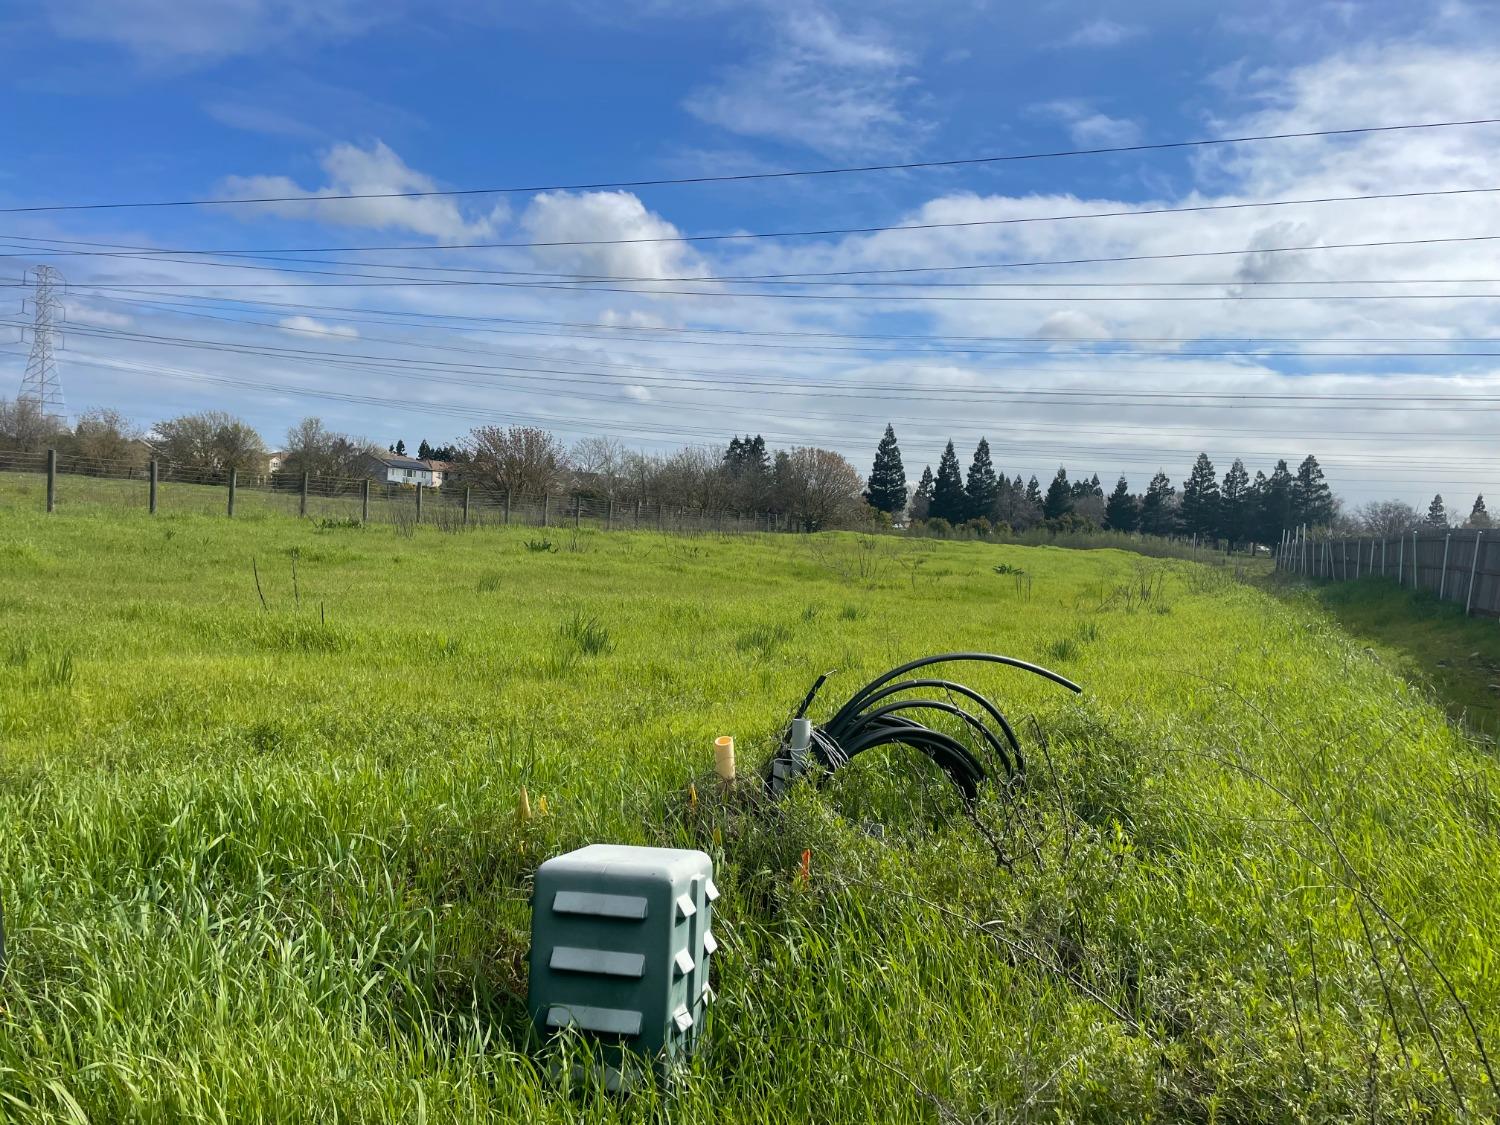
2, 495, 1498, 1121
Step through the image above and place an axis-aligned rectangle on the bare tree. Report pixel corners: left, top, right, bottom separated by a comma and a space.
466, 425, 567, 495
282, 417, 377, 478
1353, 499, 1421, 536
617, 449, 662, 505
775, 447, 867, 531
0, 397, 67, 453
70, 407, 146, 465
570, 435, 626, 497
153, 411, 267, 471
650, 445, 732, 508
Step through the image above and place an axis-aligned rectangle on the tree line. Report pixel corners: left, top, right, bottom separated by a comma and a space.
0, 398, 868, 530
3, 395, 1489, 537
862, 427, 1491, 543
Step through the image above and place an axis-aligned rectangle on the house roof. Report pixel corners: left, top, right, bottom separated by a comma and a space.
371, 453, 432, 471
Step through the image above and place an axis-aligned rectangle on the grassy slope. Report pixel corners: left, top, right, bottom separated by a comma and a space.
1291, 576, 1500, 742
1, 501, 1498, 1122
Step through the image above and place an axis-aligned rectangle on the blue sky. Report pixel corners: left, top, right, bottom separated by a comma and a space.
2, 0, 1498, 509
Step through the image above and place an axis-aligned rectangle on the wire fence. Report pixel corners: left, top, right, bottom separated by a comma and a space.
0, 449, 797, 535
1275, 525, 1499, 618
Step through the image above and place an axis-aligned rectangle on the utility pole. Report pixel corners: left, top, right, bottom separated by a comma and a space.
19, 266, 67, 426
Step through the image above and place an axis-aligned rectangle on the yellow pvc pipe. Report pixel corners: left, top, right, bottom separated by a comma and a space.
714, 735, 736, 781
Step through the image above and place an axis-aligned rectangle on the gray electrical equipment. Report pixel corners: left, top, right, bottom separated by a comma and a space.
529, 845, 717, 1081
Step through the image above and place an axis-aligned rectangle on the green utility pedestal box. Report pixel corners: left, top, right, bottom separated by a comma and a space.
529, 845, 717, 1077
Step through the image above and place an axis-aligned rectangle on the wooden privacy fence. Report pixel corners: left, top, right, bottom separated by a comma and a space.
1, 448, 797, 535
1275, 525, 1500, 618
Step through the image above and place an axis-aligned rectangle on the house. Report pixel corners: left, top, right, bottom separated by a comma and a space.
367, 453, 446, 488
266, 450, 287, 474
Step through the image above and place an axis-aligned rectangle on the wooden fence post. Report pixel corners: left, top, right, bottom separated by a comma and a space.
416, 483, 424, 523
228, 468, 237, 518
361, 478, 370, 523
299, 472, 309, 518
1467, 530, 1484, 616
148, 459, 158, 515
542, 493, 550, 527
574, 495, 581, 528
1398, 534, 1404, 585
46, 448, 57, 513
463, 487, 471, 527
504, 490, 512, 525
607, 498, 613, 530
1413, 531, 1420, 589
1439, 534, 1451, 600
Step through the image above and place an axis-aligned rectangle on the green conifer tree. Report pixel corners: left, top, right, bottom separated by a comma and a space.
865, 424, 908, 513
963, 437, 1000, 522
1180, 453, 1221, 538
929, 441, 966, 523
1104, 475, 1137, 531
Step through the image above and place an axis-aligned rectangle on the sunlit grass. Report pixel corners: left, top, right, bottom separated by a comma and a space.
0, 491, 1497, 1121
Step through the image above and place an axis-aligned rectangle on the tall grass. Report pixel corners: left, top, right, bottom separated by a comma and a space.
0, 494, 1496, 1121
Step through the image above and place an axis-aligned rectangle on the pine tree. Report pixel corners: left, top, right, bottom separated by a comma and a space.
1042, 467, 1072, 520
1259, 460, 1294, 542
1425, 494, 1448, 528
929, 441, 967, 523
1291, 454, 1334, 527
417, 439, 433, 460
963, 437, 1000, 522
1180, 453, 1220, 538
1467, 494, 1492, 529
1219, 458, 1250, 545
1024, 476, 1043, 509
1104, 475, 1137, 531
1138, 471, 1177, 536
745, 435, 769, 476
1089, 473, 1102, 497
910, 465, 935, 521
723, 435, 745, 470
394, 439, 406, 456
864, 424, 908, 513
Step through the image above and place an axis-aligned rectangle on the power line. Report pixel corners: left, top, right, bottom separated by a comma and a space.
43, 277, 1500, 300
51, 302, 1500, 446
16, 237, 1500, 289
85, 288, 1500, 351
98, 296, 1500, 380
10, 231, 1500, 287
15, 316, 1500, 413
8, 346, 1498, 485
5, 185, 1500, 252
6, 117, 1498, 215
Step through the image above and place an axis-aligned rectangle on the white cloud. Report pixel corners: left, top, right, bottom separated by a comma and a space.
1060, 18, 1142, 48
684, 7, 929, 157
219, 141, 505, 240
65, 303, 134, 329
520, 190, 708, 285
203, 101, 320, 140
278, 316, 359, 339
1033, 310, 1111, 340
1034, 99, 1142, 147
46, 0, 385, 63
17, 36, 1500, 511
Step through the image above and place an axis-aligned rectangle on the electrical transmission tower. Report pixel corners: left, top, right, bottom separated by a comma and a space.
19, 265, 67, 424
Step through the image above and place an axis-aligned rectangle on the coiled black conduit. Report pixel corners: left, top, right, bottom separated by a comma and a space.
768, 653, 1082, 802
